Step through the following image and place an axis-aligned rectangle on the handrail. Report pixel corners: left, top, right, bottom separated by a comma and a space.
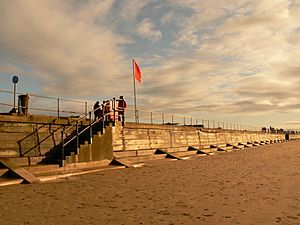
62, 98, 113, 134
18, 120, 66, 157
2, 89, 297, 133
60, 98, 121, 166
124, 107, 263, 132
0, 89, 88, 117
0, 89, 87, 103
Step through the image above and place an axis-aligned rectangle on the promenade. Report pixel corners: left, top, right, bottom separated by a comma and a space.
0, 140, 299, 225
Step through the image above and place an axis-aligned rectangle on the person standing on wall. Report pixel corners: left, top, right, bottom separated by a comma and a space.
104, 100, 111, 125
117, 96, 127, 125
93, 101, 100, 121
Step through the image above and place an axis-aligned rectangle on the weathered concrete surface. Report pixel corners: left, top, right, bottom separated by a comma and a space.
0, 140, 299, 225
65, 125, 114, 164
0, 158, 40, 184
0, 114, 113, 166
112, 122, 289, 159
0, 114, 86, 158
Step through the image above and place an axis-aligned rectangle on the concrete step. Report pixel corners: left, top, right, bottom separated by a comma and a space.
199, 147, 218, 155
240, 142, 252, 147
0, 178, 24, 186
9, 156, 46, 166
233, 144, 244, 150
0, 168, 9, 176
113, 150, 138, 158
254, 141, 264, 145
171, 150, 198, 158
137, 149, 157, 156
160, 147, 189, 153
115, 154, 167, 164
36, 165, 125, 182
217, 145, 234, 152
23, 164, 61, 175
114, 149, 160, 158
0, 157, 40, 184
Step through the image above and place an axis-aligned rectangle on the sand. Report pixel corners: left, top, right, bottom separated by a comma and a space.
0, 140, 299, 225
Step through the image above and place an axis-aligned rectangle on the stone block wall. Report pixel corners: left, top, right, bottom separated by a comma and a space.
0, 115, 86, 157
112, 123, 286, 154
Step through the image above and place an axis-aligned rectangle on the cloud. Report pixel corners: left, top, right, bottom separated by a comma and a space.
119, 0, 151, 21
143, 0, 300, 118
137, 19, 162, 42
75, 0, 114, 23
0, 0, 128, 98
285, 120, 300, 126
0, 0, 300, 128
160, 12, 176, 25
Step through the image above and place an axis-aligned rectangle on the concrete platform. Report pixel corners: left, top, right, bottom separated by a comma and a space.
37, 165, 125, 182
114, 154, 168, 165
0, 178, 24, 187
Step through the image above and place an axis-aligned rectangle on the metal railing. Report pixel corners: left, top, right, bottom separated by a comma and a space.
60, 99, 125, 166
0, 89, 88, 117
1, 89, 285, 133
124, 107, 261, 132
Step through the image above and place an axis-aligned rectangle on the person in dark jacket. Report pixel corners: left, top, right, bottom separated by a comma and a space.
117, 96, 127, 125
93, 101, 100, 121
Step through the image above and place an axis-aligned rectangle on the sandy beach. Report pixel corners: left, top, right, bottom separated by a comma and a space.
0, 140, 299, 225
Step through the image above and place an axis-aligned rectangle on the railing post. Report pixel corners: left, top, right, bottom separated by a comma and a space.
61, 129, 64, 167
136, 110, 139, 123
183, 117, 186, 126
121, 99, 125, 126
150, 112, 153, 124
190, 117, 192, 125
162, 113, 164, 125
76, 121, 79, 154
89, 112, 92, 144
85, 102, 88, 116
102, 105, 105, 134
208, 120, 210, 129
172, 115, 174, 124
113, 98, 116, 126
57, 98, 60, 118
196, 119, 198, 126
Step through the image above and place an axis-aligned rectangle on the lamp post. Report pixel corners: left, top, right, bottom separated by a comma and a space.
12, 75, 18, 110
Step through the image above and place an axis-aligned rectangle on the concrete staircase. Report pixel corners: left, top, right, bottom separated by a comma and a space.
0, 114, 115, 186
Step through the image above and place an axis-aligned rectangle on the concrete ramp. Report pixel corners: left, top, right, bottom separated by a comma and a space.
155, 149, 181, 160
0, 158, 40, 184
110, 158, 134, 168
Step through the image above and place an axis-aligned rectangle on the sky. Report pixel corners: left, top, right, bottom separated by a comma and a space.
0, 0, 300, 129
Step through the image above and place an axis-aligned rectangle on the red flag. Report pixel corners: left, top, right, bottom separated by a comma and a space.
134, 60, 142, 83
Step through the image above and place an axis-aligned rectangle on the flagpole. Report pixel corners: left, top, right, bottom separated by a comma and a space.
132, 59, 138, 123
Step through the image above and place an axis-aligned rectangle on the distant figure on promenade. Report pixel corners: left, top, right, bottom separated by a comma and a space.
93, 101, 100, 121
117, 96, 127, 125
103, 100, 111, 124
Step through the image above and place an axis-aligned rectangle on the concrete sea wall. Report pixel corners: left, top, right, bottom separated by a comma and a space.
112, 123, 294, 158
